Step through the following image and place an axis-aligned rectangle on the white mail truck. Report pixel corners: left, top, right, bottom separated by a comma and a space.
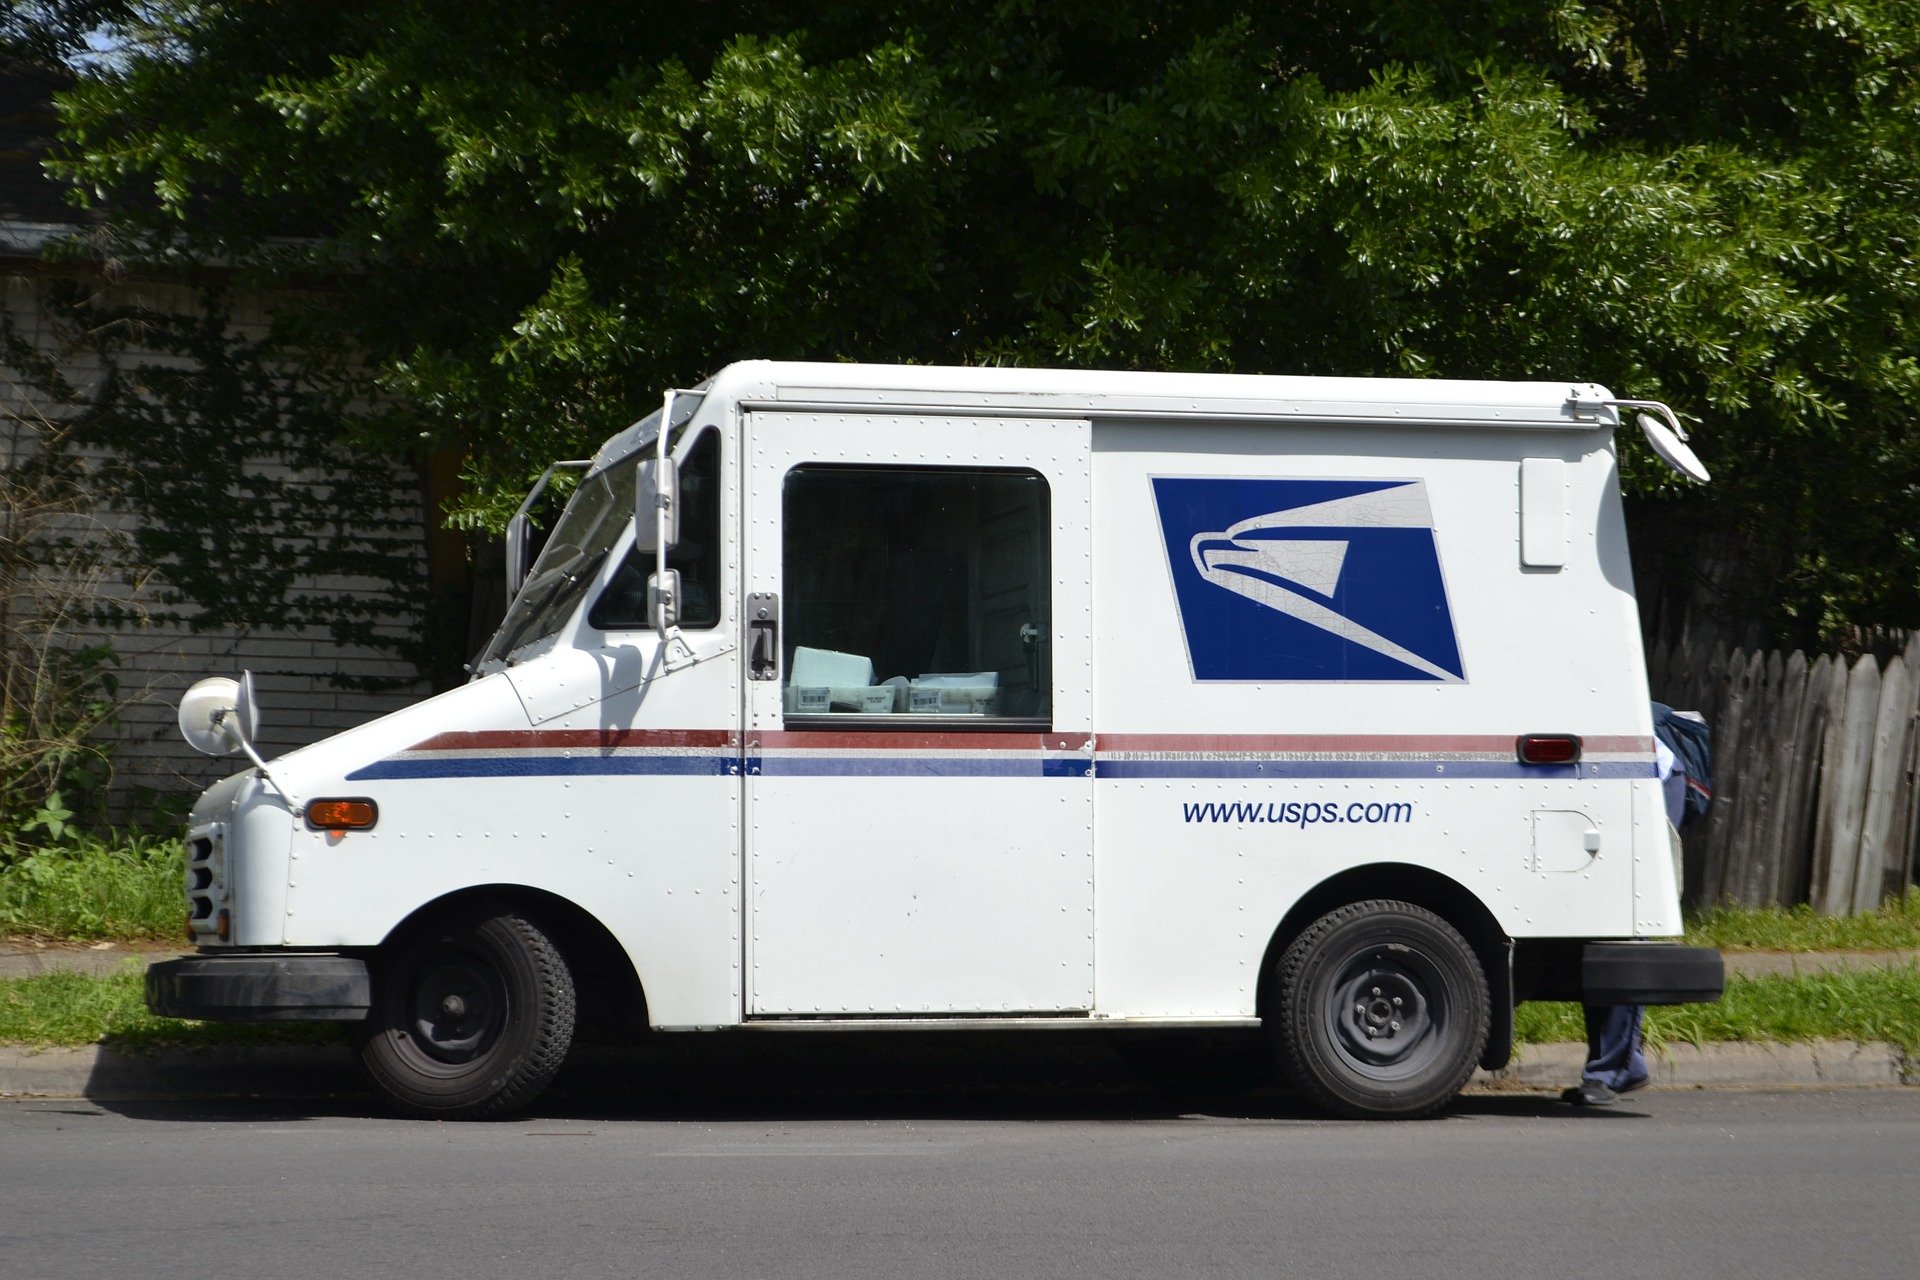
149, 361, 1723, 1119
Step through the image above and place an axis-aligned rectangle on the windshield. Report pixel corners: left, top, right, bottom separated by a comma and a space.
479, 456, 640, 667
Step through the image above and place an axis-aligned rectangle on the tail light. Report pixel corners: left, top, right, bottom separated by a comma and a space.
1516, 734, 1582, 765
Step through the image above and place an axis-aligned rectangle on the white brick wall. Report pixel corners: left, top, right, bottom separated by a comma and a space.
4, 269, 432, 819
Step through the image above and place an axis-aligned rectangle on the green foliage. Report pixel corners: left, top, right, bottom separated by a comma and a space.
1517, 965, 1920, 1055
0, 642, 118, 835
1, 321, 132, 833
0, 1, 139, 69
0, 969, 342, 1048
0, 830, 186, 940
1687, 896, 1920, 953
39, 1, 1920, 638
47, 285, 430, 680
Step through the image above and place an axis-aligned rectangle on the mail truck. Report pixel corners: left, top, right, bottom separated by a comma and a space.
149, 361, 1723, 1119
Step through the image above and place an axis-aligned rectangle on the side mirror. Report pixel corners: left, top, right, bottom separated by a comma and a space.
178, 674, 257, 757
505, 512, 530, 597
634, 456, 680, 553
648, 569, 681, 631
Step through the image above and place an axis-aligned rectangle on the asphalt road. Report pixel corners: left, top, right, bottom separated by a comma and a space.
2, 1086, 1915, 1280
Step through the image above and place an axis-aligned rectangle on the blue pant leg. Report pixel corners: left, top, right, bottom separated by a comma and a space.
1582, 1004, 1647, 1090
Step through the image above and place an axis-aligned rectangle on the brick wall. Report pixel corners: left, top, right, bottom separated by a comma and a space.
3, 268, 433, 818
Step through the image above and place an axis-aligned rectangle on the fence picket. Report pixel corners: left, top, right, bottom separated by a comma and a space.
1803, 655, 1844, 909
1813, 657, 1881, 916
1763, 651, 1815, 905
1701, 648, 1753, 905
1856, 656, 1916, 912
1733, 650, 1789, 906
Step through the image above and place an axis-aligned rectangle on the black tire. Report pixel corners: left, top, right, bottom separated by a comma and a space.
357, 908, 576, 1119
1272, 900, 1488, 1120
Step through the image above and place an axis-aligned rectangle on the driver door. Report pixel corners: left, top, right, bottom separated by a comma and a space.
741, 410, 1095, 1016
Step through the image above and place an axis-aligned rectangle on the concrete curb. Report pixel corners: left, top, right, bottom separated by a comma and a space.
1, 1040, 1911, 1102
1470, 1039, 1914, 1092
0, 1044, 362, 1100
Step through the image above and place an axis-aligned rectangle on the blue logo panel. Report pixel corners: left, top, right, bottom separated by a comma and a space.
1152, 477, 1465, 682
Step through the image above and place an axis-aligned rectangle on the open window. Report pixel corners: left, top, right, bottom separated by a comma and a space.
781, 465, 1051, 723
591, 428, 722, 631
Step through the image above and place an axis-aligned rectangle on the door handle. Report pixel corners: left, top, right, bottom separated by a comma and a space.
746, 592, 780, 681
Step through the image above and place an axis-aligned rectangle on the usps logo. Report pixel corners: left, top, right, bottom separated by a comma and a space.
1152, 477, 1465, 683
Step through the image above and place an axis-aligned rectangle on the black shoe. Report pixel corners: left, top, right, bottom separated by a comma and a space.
1617, 1073, 1650, 1095
1561, 1080, 1619, 1106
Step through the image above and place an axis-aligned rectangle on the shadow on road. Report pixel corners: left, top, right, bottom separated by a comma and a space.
81, 1031, 1630, 1126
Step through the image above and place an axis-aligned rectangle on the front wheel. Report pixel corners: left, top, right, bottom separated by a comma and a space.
1272, 900, 1489, 1120
357, 908, 576, 1119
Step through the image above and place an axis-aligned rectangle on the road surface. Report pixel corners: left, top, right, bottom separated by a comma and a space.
2, 1081, 1914, 1280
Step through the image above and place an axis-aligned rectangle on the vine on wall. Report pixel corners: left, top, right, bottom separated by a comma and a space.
42, 279, 432, 689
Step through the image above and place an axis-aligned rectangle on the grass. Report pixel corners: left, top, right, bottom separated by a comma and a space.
0, 832, 186, 941
1685, 894, 1920, 953
1514, 965, 1920, 1056
0, 968, 342, 1050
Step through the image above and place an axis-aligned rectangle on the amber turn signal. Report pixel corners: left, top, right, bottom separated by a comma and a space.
305, 798, 378, 831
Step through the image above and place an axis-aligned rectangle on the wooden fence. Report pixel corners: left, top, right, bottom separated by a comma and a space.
1648, 633, 1920, 914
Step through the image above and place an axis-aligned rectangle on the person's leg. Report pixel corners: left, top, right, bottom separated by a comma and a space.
1581, 1003, 1648, 1091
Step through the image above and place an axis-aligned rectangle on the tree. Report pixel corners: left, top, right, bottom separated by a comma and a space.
0, 2, 139, 69
41, 1, 1920, 642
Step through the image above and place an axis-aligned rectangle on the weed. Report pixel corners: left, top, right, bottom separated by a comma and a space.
1686, 896, 1920, 952
0, 830, 186, 940
0, 968, 340, 1048
1516, 964, 1920, 1055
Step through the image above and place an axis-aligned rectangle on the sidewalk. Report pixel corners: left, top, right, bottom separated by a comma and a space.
0, 940, 185, 979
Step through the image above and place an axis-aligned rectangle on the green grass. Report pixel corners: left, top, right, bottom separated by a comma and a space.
0, 968, 342, 1050
0, 832, 187, 941
1515, 965, 1920, 1055
1685, 895, 1920, 952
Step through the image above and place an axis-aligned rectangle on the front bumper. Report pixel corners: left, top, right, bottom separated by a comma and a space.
147, 954, 371, 1022
1582, 943, 1724, 1005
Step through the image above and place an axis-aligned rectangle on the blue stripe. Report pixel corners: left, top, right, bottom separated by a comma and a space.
346, 755, 737, 781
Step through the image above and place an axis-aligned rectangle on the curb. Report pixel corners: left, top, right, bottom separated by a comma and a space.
0, 1044, 362, 1100
1, 1040, 1911, 1102
1470, 1039, 1913, 1092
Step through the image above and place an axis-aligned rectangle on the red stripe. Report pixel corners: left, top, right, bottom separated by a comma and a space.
401, 729, 1649, 755
756, 731, 1091, 752
406, 729, 737, 752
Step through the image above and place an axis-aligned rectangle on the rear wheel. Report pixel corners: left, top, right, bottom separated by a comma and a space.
357, 908, 576, 1119
1273, 899, 1488, 1119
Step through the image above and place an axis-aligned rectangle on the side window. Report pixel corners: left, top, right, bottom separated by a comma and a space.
590, 428, 721, 630
782, 466, 1051, 721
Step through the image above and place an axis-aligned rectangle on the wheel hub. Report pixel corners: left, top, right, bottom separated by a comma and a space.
1330, 959, 1434, 1068
402, 954, 505, 1065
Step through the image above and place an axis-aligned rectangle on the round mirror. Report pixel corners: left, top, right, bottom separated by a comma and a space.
177, 676, 254, 756
1636, 411, 1710, 483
